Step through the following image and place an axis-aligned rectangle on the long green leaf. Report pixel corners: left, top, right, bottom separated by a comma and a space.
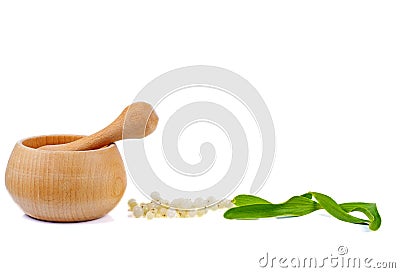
310, 192, 369, 225
224, 192, 381, 231
224, 196, 321, 219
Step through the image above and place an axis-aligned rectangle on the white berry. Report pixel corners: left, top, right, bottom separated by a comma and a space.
133, 206, 144, 218
150, 191, 161, 201
167, 209, 176, 218
146, 211, 155, 220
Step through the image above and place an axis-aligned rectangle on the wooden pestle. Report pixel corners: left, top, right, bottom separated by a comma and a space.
39, 102, 159, 151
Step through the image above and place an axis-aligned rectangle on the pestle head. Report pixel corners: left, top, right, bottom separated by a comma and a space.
123, 102, 159, 139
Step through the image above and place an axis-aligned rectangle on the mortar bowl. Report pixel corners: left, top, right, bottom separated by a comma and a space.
5, 135, 127, 222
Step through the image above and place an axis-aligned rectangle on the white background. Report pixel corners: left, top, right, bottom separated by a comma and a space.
1, 1, 399, 272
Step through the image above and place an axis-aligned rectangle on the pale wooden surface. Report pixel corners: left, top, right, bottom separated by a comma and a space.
5, 135, 127, 222
38, 102, 158, 151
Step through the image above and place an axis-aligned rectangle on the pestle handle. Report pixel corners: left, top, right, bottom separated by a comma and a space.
39, 102, 158, 151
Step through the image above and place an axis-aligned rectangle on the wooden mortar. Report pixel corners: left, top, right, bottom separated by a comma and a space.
5, 134, 127, 222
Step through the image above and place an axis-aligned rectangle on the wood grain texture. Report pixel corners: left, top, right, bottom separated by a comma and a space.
5, 135, 127, 222
38, 102, 158, 151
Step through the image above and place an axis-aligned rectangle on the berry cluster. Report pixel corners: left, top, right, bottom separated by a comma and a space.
128, 192, 234, 219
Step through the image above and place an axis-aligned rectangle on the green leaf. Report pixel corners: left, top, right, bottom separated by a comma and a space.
231, 194, 271, 206
309, 192, 369, 225
301, 193, 313, 199
224, 192, 382, 231
224, 196, 321, 219
339, 202, 382, 231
